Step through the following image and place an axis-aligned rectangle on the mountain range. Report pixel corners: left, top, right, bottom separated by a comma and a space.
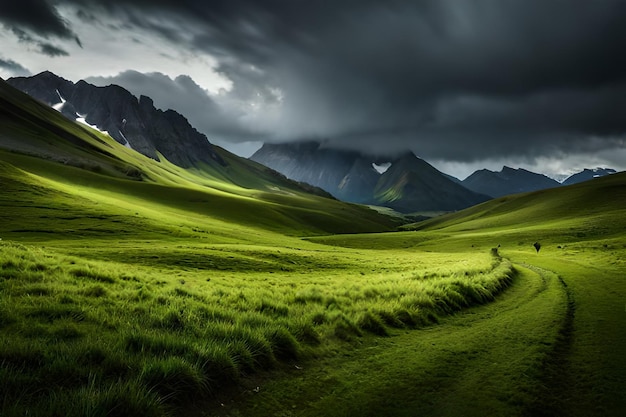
4, 72, 345, 199
0, 76, 398, 235
5, 71, 619, 214
460, 166, 617, 198
251, 142, 619, 210
461, 166, 561, 198
251, 142, 490, 213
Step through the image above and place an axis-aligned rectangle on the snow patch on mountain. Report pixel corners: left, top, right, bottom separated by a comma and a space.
372, 162, 391, 174
76, 114, 111, 137
52, 89, 66, 111
118, 130, 133, 149
548, 173, 570, 183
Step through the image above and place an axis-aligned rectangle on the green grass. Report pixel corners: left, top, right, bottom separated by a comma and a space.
228, 263, 567, 417
1, 78, 625, 416
0, 238, 515, 416
0, 104, 516, 414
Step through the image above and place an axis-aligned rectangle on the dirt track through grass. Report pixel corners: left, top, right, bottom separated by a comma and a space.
522, 264, 576, 417
510, 253, 626, 417
215, 262, 569, 417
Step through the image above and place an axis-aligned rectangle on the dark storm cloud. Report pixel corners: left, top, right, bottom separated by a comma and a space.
9, 1, 626, 161
0, 0, 75, 38
38, 43, 70, 57
0, 58, 32, 76
9, 27, 71, 58
0, 0, 81, 49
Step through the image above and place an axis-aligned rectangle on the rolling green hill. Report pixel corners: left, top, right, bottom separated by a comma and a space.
403, 171, 626, 249
0, 78, 397, 238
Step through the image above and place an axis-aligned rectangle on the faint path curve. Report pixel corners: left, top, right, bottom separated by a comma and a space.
519, 263, 576, 417
216, 261, 571, 417
515, 255, 626, 417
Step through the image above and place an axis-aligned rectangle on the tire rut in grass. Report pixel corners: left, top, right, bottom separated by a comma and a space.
522, 266, 576, 417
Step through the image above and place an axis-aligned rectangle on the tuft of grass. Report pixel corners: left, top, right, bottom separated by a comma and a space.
356, 311, 389, 336
154, 310, 186, 331
124, 332, 192, 357
266, 327, 301, 359
332, 314, 363, 342
82, 285, 108, 297
25, 304, 86, 323
140, 357, 207, 404
42, 379, 166, 417
289, 318, 322, 346
257, 300, 289, 317
70, 266, 117, 283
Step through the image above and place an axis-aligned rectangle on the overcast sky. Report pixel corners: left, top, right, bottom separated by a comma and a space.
1, 0, 626, 179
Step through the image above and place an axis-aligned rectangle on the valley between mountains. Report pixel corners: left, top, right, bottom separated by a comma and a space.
0, 74, 624, 417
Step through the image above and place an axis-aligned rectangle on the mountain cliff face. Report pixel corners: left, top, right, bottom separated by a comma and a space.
251, 142, 489, 212
562, 168, 616, 186
250, 142, 379, 203
462, 166, 560, 198
7, 71, 224, 168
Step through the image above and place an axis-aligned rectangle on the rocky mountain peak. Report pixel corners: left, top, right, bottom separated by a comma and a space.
251, 141, 488, 212
8, 71, 223, 168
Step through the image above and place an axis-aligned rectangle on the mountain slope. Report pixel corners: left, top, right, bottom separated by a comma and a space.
562, 168, 617, 186
409, 170, 626, 237
251, 142, 380, 203
8, 71, 224, 168
0, 77, 396, 236
5, 72, 336, 198
251, 142, 489, 213
462, 166, 560, 198
373, 152, 489, 212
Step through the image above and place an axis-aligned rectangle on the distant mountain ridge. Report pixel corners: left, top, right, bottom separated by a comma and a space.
251, 142, 489, 213
7, 71, 223, 168
462, 166, 561, 198
462, 166, 618, 198
562, 168, 617, 186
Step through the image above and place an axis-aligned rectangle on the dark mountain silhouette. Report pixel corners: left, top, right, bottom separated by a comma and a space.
462, 166, 560, 198
562, 168, 617, 186
373, 152, 489, 212
251, 142, 489, 213
250, 142, 379, 203
8, 71, 224, 168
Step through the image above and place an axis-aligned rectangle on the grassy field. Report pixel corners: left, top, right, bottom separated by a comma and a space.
238, 174, 624, 417
1, 79, 625, 416
0, 238, 515, 416
0, 159, 515, 416
2, 169, 625, 416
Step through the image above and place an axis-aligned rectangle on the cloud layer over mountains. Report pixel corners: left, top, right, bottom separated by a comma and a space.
2, 0, 626, 171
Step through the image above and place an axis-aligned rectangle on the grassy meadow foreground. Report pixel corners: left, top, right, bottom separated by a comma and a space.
0, 152, 514, 416
2, 162, 625, 417
1, 79, 625, 416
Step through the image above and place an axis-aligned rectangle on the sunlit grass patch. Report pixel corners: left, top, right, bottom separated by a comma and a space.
0, 238, 515, 415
